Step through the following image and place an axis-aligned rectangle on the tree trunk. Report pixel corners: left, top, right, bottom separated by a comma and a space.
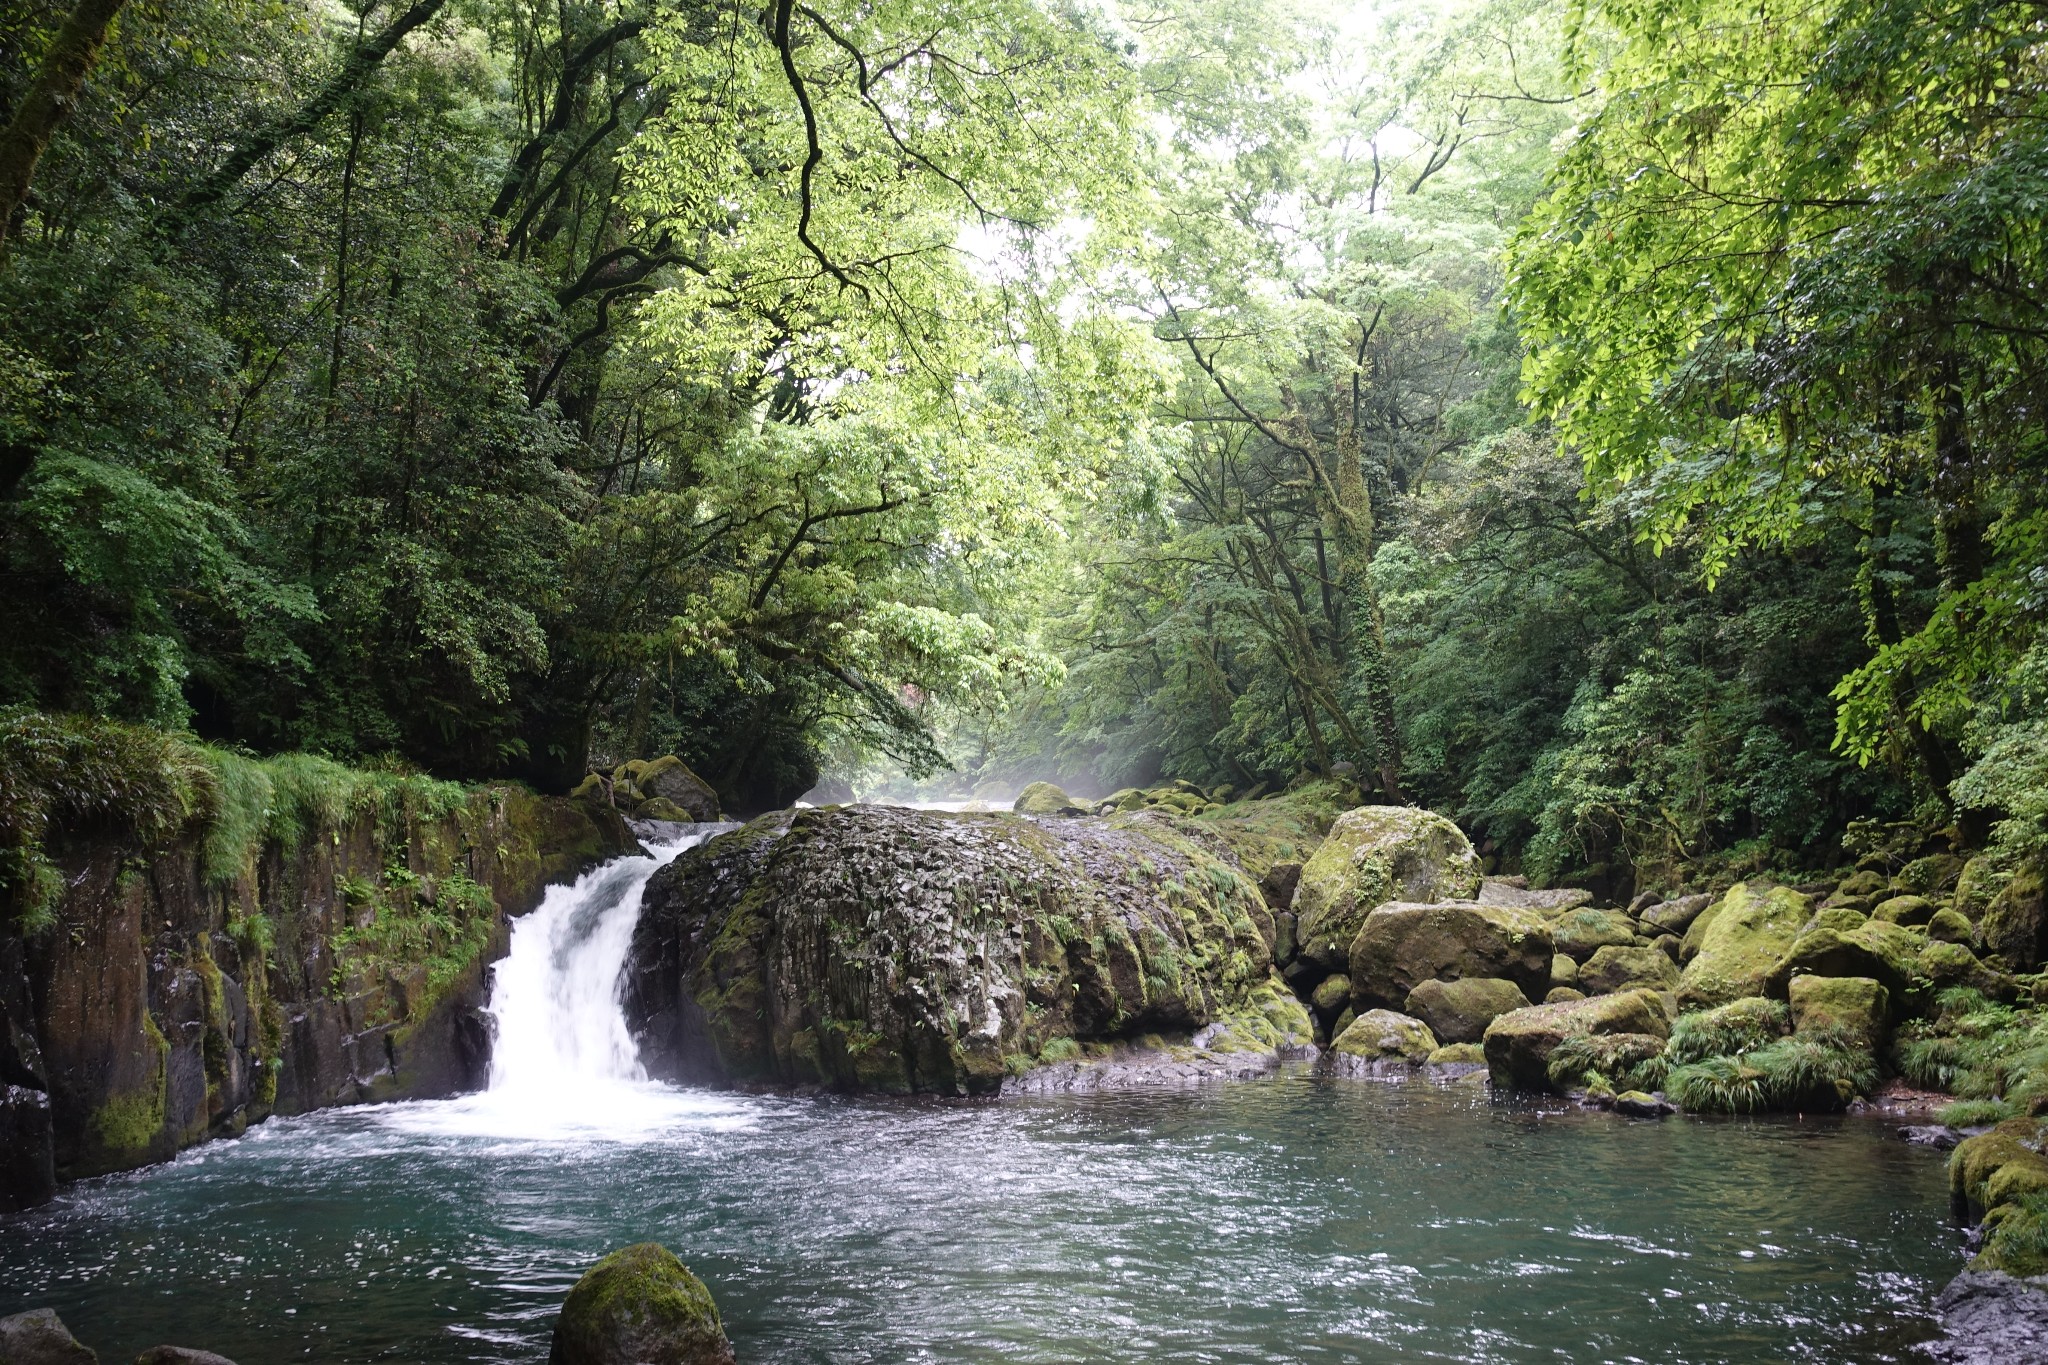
0, 0, 129, 252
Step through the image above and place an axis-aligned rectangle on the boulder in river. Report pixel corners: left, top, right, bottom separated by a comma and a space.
1676, 883, 1808, 1009
135, 1350, 239, 1364
1291, 807, 1481, 972
550, 1243, 735, 1365
0, 1309, 96, 1364
636, 757, 723, 822
1402, 977, 1529, 1045
1348, 900, 1551, 1009
1922, 1271, 2048, 1365
1481, 989, 1671, 1092
1329, 1009, 1438, 1071
624, 805, 1301, 1094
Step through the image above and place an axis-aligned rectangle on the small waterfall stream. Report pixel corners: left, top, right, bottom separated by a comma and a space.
389, 823, 743, 1140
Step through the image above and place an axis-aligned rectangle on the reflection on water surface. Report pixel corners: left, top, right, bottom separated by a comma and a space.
0, 1074, 1958, 1363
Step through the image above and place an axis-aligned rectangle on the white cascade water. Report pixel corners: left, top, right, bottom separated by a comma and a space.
380, 825, 756, 1142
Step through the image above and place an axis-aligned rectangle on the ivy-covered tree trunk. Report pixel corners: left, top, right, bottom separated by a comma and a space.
0, 0, 128, 252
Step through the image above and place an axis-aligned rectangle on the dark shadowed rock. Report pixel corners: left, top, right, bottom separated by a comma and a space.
0, 1309, 97, 1364
635, 758, 722, 822
1921, 1271, 2048, 1363
549, 1243, 734, 1365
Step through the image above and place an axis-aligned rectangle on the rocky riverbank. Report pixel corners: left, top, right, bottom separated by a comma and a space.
0, 713, 636, 1211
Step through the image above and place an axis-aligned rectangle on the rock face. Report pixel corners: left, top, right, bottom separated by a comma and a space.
550, 1243, 735, 1365
1481, 989, 1672, 1092
1402, 977, 1530, 1045
1349, 901, 1552, 1009
1291, 807, 1481, 971
624, 805, 1304, 1094
0, 1309, 96, 1364
1922, 1271, 2048, 1365
1676, 883, 1808, 1009
1, 787, 631, 1208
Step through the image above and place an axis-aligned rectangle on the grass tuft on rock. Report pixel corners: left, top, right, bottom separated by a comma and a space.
1666, 997, 1789, 1065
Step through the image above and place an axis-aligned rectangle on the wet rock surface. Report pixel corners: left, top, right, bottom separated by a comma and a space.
1921, 1270, 2048, 1364
0, 1308, 97, 1365
549, 1243, 734, 1365
625, 805, 1308, 1094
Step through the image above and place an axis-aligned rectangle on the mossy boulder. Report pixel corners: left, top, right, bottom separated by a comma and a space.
1640, 892, 1714, 937
1953, 1120, 2048, 1214
638, 757, 722, 822
1475, 880, 1592, 915
1403, 976, 1530, 1045
1481, 989, 1672, 1092
1551, 909, 1640, 962
1676, 883, 1808, 1009
1013, 782, 1086, 817
1983, 864, 2048, 970
1545, 986, 1585, 1003
625, 805, 1287, 1094
1348, 900, 1552, 1009
1928, 908, 1975, 945
1330, 1009, 1438, 1069
1428, 1042, 1485, 1065
1873, 894, 1938, 927
1578, 945, 1679, 996
1549, 953, 1579, 989
549, 1243, 733, 1365
1786, 975, 1889, 1049
1309, 974, 1352, 1014
1919, 940, 2018, 999
1825, 869, 1889, 910
1897, 853, 1966, 898
1765, 918, 1921, 1000
1953, 856, 2007, 923
634, 797, 694, 823
1291, 807, 1481, 971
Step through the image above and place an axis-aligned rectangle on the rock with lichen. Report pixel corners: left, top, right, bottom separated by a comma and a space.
1290, 807, 1482, 972
549, 1243, 734, 1365
1349, 900, 1551, 1009
624, 805, 1302, 1094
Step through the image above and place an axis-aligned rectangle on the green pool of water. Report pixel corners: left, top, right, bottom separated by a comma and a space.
0, 1073, 1960, 1362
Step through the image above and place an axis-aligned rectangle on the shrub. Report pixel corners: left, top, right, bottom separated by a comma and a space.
1668, 997, 1789, 1065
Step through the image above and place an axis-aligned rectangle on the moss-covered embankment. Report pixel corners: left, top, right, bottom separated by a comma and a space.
0, 710, 632, 1211
622, 801, 1319, 1094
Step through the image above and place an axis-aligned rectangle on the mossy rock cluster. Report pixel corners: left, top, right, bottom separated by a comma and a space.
623, 804, 1298, 1094
1291, 806, 1483, 972
573, 756, 723, 825
1951, 1120, 2048, 1278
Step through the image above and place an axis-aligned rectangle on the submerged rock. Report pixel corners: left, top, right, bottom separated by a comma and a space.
1349, 901, 1552, 1010
135, 1350, 239, 1365
550, 1243, 734, 1365
0, 1309, 96, 1365
1481, 989, 1671, 1092
1291, 807, 1482, 971
1403, 977, 1529, 1045
624, 805, 1300, 1093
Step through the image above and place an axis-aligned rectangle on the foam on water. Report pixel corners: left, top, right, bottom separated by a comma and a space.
383, 825, 758, 1143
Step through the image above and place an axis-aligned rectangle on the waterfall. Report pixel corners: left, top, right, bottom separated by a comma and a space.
384, 824, 748, 1141
483, 832, 700, 1093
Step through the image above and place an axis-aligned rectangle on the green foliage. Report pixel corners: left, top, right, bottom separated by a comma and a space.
1983, 1193, 2048, 1276
1667, 1029, 1875, 1114
1893, 991, 2048, 1119
1546, 1031, 1669, 1093
1666, 999, 1789, 1067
